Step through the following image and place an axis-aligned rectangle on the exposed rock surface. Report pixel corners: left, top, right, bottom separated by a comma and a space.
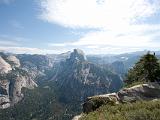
0, 80, 10, 109
83, 93, 119, 113
51, 49, 123, 103
0, 56, 12, 74
70, 49, 86, 62
17, 54, 55, 80
0, 96, 10, 109
6, 55, 20, 68
118, 83, 160, 103
83, 83, 160, 113
0, 54, 37, 109
11, 75, 37, 105
0, 80, 10, 95
72, 115, 82, 120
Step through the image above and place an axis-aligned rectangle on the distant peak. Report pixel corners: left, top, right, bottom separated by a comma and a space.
69, 49, 86, 62
73, 49, 84, 54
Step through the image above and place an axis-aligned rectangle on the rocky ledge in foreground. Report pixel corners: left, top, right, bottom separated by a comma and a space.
82, 82, 160, 114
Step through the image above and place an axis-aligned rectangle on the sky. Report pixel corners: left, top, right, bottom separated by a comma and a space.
0, 0, 160, 54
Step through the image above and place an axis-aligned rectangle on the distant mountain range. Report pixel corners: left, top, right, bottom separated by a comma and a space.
0, 49, 159, 119
49, 49, 123, 103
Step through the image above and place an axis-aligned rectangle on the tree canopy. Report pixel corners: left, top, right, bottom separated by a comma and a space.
126, 52, 160, 84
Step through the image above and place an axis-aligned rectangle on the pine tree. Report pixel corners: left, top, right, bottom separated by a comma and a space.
126, 52, 160, 84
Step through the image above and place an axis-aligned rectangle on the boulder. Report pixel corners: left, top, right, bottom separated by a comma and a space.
72, 115, 82, 120
83, 93, 119, 113
83, 83, 160, 113
118, 83, 160, 103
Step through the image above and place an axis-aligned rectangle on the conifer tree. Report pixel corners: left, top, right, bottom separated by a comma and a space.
126, 52, 160, 84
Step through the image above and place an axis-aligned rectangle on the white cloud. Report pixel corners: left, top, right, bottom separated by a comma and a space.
0, 40, 20, 46
0, 35, 28, 42
49, 43, 66, 47
48, 24, 160, 54
0, 46, 65, 54
39, 0, 160, 29
0, 35, 72, 54
1, 0, 157, 54
0, 35, 24, 46
39, 0, 160, 54
0, 35, 30, 48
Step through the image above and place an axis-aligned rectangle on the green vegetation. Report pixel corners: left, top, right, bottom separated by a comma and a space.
1, 52, 160, 120
126, 52, 160, 85
0, 87, 60, 120
0, 82, 81, 120
80, 100, 160, 120
81, 52, 160, 120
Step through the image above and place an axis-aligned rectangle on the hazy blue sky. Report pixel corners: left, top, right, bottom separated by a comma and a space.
0, 0, 160, 54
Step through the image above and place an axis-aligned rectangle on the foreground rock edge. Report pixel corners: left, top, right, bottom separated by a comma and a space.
73, 82, 160, 120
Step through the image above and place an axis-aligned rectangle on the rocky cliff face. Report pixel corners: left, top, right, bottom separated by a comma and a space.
0, 56, 12, 74
17, 53, 70, 81
17, 54, 54, 80
10, 74, 37, 105
0, 54, 37, 109
6, 55, 21, 68
82, 83, 160, 114
51, 49, 123, 103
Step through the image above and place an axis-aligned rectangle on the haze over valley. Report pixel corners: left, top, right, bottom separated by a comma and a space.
0, 0, 160, 120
